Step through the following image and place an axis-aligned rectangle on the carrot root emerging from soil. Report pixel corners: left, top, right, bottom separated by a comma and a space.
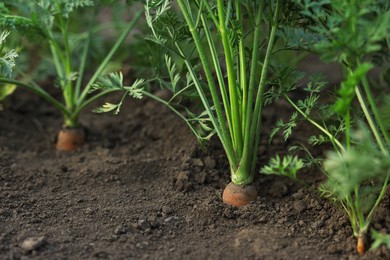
222, 182, 257, 207
357, 235, 365, 255
56, 127, 85, 152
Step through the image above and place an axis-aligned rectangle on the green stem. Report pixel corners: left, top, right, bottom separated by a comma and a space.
355, 86, 387, 154
0, 78, 69, 116
285, 95, 345, 152
77, 11, 142, 105
177, 0, 238, 168
346, 199, 359, 237
364, 172, 390, 230
199, 9, 233, 145
361, 76, 390, 145
236, 1, 248, 137
75, 17, 93, 102
353, 185, 365, 233
61, 20, 73, 108
72, 78, 155, 121
176, 38, 238, 167
233, 1, 280, 185
225, 0, 232, 27
217, 0, 243, 156
239, 2, 263, 176
249, 0, 280, 178
345, 109, 351, 150
142, 90, 205, 141
47, 31, 66, 87
54, 0, 74, 110
201, 0, 219, 27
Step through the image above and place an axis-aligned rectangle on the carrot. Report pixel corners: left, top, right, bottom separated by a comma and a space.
357, 234, 365, 255
56, 127, 85, 152
222, 182, 257, 207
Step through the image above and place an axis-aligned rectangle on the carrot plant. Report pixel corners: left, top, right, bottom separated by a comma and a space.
132, 0, 294, 207
0, 1, 143, 151
265, 0, 390, 254
371, 229, 390, 251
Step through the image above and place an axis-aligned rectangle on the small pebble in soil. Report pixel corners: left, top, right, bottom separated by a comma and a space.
191, 158, 204, 168
308, 199, 322, 210
311, 220, 324, 229
148, 215, 160, 228
161, 206, 173, 215
293, 201, 307, 214
136, 241, 149, 249
268, 182, 289, 197
20, 236, 46, 252
292, 190, 305, 200
173, 171, 193, 191
114, 225, 126, 235
164, 216, 179, 224
84, 208, 95, 215
137, 219, 151, 230
93, 251, 108, 258
175, 171, 189, 182
258, 216, 267, 223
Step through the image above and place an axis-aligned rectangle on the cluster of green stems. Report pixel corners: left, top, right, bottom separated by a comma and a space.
175, 0, 280, 185
284, 60, 390, 240
0, 4, 142, 127
345, 64, 390, 239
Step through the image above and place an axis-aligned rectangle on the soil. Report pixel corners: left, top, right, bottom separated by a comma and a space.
1, 58, 390, 260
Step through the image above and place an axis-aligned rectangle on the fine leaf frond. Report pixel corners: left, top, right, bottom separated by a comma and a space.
0, 30, 17, 78
322, 125, 390, 201
185, 107, 216, 142
123, 78, 145, 99
90, 71, 125, 92
90, 72, 144, 99
93, 102, 122, 114
62, 0, 94, 18
370, 229, 390, 250
165, 54, 180, 92
261, 155, 304, 179
93, 77, 144, 114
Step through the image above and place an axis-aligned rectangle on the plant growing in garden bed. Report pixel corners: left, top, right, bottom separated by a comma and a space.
0, 0, 143, 151
265, 0, 390, 254
134, 0, 288, 207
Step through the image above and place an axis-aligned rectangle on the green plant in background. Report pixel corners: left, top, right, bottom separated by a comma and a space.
265, 0, 390, 254
136, 0, 292, 207
0, 30, 17, 110
261, 155, 304, 180
371, 229, 390, 251
0, 0, 143, 151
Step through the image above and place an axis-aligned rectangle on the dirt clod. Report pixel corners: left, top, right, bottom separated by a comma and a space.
293, 201, 307, 214
114, 225, 126, 235
161, 206, 173, 215
137, 219, 151, 230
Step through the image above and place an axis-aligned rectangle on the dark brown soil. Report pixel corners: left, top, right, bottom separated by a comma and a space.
1, 63, 390, 259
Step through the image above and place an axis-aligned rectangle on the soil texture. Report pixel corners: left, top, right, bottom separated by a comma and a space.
1, 63, 390, 259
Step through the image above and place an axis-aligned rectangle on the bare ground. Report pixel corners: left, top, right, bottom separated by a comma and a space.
0, 79, 389, 260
